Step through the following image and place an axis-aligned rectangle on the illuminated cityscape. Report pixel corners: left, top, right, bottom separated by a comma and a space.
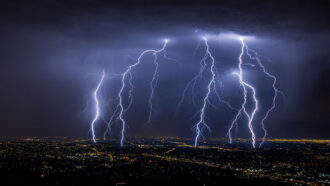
0, 137, 329, 185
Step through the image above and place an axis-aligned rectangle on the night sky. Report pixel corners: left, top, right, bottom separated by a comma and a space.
0, 0, 329, 140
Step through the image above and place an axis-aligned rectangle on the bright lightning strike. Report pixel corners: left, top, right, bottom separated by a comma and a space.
245, 47, 285, 147
228, 37, 257, 148
111, 40, 168, 146
147, 39, 168, 125
90, 34, 284, 148
193, 37, 216, 147
175, 37, 234, 147
90, 70, 105, 143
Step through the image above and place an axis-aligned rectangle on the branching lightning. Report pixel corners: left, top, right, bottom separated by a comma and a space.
228, 37, 257, 148
227, 37, 284, 148
175, 54, 207, 113
147, 40, 168, 125
90, 70, 105, 143
87, 33, 284, 148
108, 40, 168, 146
246, 48, 285, 147
193, 37, 216, 147
175, 37, 233, 147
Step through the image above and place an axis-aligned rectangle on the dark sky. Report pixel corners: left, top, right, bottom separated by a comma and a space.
0, 0, 329, 140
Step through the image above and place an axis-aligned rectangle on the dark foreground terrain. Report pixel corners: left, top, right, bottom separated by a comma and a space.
0, 137, 329, 185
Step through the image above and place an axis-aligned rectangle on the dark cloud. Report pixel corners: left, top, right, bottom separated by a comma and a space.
0, 0, 329, 139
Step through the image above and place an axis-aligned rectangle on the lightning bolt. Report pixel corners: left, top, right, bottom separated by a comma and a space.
193, 37, 216, 147
93, 34, 283, 148
245, 47, 285, 147
90, 70, 105, 143
175, 39, 210, 114
228, 37, 257, 148
175, 37, 234, 147
110, 40, 168, 146
146, 40, 168, 125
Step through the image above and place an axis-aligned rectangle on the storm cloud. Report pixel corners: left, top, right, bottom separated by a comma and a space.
0, 0, 329, 140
